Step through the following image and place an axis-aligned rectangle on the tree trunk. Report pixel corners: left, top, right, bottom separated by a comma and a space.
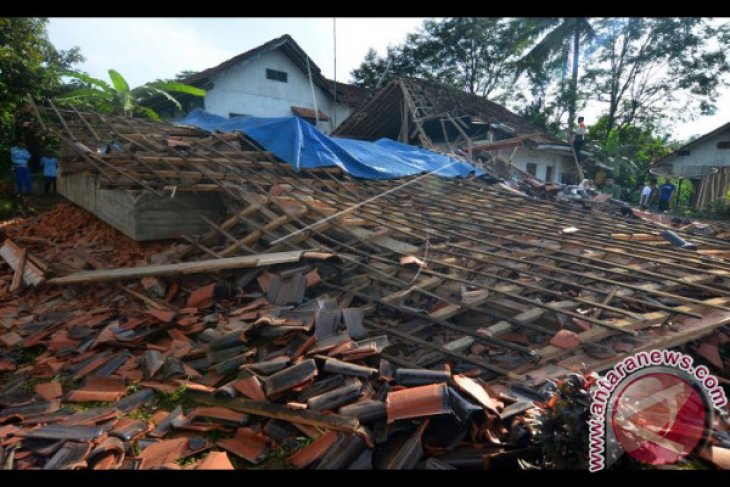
569, 24, 580, 130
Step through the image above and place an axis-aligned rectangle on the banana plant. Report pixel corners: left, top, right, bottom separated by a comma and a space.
56, 69, 205, 121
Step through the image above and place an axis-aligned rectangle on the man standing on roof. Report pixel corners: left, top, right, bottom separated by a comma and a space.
572, 116, 587, 160
657, 179, 676, 212
10, 141, 32, 195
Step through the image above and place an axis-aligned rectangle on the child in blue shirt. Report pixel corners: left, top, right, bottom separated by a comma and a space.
40, 151, 59, 194
10, 141, 32, 195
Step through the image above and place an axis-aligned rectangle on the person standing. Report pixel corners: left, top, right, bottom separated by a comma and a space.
571, 116, 588, 160
657, 180, 676, 212
639, 180, 653, 209
40, 151, 58, 194
10, 141, 32, 195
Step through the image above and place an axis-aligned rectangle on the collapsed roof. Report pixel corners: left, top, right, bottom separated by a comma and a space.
29, 102, 730, 381
0, 102, 726, 469
333, 78, 570, 156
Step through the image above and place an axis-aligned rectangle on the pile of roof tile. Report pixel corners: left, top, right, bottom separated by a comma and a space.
0, 217, 551, 470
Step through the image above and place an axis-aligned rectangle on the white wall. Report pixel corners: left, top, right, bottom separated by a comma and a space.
496, 147, 574, 182
660, 126, 730, 176
203, 49, 352, 134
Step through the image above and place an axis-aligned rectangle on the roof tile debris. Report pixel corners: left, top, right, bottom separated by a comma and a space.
0, 105, 727, 469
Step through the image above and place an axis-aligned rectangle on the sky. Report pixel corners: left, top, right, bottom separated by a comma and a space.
47, 17, 730, 142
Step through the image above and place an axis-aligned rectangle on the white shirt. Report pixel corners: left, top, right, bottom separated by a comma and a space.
641, 185, 652, 197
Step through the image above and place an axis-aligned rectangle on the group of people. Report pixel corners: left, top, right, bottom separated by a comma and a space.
9, 141, 58, 196
640, 179, 676, 212
577, 175, 677, 212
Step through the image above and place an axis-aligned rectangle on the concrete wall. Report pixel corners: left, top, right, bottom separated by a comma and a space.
59, 173, 225, 241
204, 49, 352, 133
660, 126, 730, 177
496, 147, 575, 182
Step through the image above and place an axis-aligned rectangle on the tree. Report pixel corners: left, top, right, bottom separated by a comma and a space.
587, 115, 673, 200
584, 18, 730, 137
351, 18, 531, 101
0, 17, 83, 168
56, 69, 206, 121
516, 18, 596, 130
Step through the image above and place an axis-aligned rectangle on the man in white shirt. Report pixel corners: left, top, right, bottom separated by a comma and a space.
640, 181, 653, 209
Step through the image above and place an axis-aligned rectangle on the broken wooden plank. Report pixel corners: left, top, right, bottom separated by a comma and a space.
48, 250, 310, 284
0, 239, 44, 287
10, 247, 27, 293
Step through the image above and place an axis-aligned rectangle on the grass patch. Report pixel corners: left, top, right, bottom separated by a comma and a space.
65, 400, 114, 412
155, 384, 194, 411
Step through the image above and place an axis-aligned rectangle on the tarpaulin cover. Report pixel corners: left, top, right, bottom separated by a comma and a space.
177, 109, 484, 180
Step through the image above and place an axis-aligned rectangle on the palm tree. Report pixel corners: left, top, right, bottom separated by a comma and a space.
56, 69, 205, 121
516, 18, 596, 131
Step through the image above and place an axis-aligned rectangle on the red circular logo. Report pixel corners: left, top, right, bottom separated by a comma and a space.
611, 372, 707, 465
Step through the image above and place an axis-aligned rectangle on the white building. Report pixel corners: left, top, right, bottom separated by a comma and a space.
650, 121, 730, 209
148, 35, 369, 134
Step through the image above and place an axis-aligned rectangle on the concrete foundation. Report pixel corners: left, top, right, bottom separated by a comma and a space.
59, 173, 226, 241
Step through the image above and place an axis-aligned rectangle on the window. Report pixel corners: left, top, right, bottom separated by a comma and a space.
526, 162, 537, 177
266, 69, 288, 83
678, 149, 691, 156
545, 166, 554, 182
717, 141, 730, 149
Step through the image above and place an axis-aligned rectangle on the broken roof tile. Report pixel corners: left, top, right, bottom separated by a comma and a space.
287, 430, 339, 468
43, 441, 92, 470
386, 383, 451, 423
217, 427, 269, 464
231, 374, 267, 402
66, 377, 127, 403
452, 375, 499, 415
549, 329, 581, 350
697, 342, 724, 369
263, 359, 318, 398
33, 381, 63, 402
138, 437, 189, 469
187, 283, 215, 308
196, 451, 234, 470
146, 309, 176, 323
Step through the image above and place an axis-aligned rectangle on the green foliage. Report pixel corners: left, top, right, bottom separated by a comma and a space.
514, 17, 596, 130
351, 18, 531, 100
0, 17, 83, 171
584, 18, 730, 134
586, 115, 673, 198
56, 69, 205, 121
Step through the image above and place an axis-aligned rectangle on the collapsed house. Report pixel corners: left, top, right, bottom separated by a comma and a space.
333, 77, 584, 183
0, 103, 728, 469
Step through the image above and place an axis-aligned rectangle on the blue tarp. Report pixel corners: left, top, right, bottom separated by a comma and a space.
177, 109, 484, 180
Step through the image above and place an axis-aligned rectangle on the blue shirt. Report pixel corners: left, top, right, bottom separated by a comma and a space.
10, 147, 31, 167
659, 183, 676, 201
41, 157, 58, 177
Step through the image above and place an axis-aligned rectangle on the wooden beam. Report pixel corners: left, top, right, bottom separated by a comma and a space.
48, 250, 310, 284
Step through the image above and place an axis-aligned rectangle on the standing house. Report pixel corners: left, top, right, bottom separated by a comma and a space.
333, 78, 580, 183
650, 121, 730, 210
146, 34, 369, 134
